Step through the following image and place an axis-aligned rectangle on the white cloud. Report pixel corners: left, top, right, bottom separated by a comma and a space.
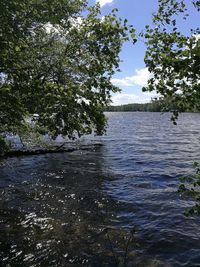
111, 91, 158, 106
96, 0, 114, 7
194, 33, 200, 40
111, 78, 131, 87
112, 93, 140, 106
45, 17, 83, 34
111, 68, 152, 87
70, 16, 83, 28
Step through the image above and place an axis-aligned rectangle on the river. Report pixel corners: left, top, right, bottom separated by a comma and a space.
0, 112, 200, 266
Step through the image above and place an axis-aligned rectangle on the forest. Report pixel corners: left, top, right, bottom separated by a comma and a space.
106, 100, 200, 112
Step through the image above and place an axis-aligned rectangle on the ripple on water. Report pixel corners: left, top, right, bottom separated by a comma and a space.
1, 112, 200, 266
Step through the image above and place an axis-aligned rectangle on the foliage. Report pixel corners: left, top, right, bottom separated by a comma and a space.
0, 0, 131, 154
178, 162, 200, 216
141, 0, 200, 123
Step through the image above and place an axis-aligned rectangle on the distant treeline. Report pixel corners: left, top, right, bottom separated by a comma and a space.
106, 101, 162, 112
106, 99, 200, 112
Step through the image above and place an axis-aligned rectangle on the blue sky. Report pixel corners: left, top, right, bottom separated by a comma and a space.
95, 0, 159, 105
92, 0, 199, 105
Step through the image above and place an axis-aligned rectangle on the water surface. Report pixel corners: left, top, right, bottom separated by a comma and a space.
0, 112, 200, 266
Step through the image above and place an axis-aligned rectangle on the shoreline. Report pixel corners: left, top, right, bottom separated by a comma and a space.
1, 143, 103, 158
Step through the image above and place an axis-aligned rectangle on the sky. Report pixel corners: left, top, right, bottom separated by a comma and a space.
95, 0, 159, 105
90, 0, 199, 106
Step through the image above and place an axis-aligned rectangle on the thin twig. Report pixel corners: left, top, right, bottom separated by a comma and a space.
123, 234, 133, 267
106, 233, 119, 267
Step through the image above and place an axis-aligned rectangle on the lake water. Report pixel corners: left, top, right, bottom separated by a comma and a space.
0, 112, 200, 266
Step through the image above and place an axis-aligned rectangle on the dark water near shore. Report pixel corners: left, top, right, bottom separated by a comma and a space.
1, 112, 200, 266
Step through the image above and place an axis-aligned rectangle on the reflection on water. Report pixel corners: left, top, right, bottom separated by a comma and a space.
0, 112, 200, 266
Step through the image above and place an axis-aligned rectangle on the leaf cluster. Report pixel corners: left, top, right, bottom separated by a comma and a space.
178, 162, 200, 216
139, 0, 200, 123
0, 0, 132, 152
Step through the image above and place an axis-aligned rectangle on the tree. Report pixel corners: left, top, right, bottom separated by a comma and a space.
141, 0, 200, 123
141, 0, 200, 215
0, 0, 131, 154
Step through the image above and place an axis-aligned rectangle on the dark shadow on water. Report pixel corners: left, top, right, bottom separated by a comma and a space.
0, 146, 139, 267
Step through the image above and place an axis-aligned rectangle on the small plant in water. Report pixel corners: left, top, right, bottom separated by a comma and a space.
105, 226, 139, 267
178, 162, 200, 216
